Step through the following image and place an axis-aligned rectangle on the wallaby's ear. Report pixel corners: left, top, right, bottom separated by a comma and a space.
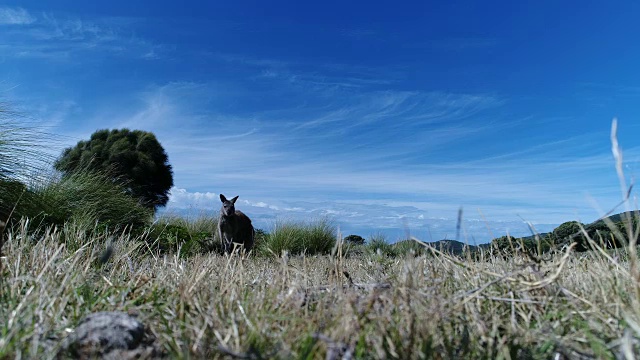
231, 196, 239, 204
220, 194, 227, 202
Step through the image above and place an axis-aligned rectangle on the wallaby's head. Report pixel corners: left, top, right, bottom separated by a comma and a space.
220, 194, 239, 217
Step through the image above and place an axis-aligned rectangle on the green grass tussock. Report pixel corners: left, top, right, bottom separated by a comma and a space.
366, 233, 398, 257
147, 214, 219, 257
258, 218, 336, 256
33, 170, 153, 229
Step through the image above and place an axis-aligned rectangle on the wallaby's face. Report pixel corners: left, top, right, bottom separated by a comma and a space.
220, 194, 239, 217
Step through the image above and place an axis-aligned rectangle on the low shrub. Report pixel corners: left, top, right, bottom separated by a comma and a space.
343, 234, 365, 245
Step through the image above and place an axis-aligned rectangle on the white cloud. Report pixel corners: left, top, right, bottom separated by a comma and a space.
167, 188, 218, 209
0, 7, 35, 25
248, 201, 280, 210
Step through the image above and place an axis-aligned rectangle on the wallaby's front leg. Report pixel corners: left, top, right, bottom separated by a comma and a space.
219, 226, 230, 254
224, 234, 233, 254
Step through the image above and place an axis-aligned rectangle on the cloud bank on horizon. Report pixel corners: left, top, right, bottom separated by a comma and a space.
2, 2, 640, 243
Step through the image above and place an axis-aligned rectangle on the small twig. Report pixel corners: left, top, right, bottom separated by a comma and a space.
353, 282, 391, 290
307, 282, 391, 292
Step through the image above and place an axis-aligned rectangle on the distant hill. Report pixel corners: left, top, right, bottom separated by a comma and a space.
391, 239, 474, 255
486, 211, 639, 243
422, 233, 555, 254
588, 211, 639, 228
390, 211, 640, 256
410, 239, 478, 255
485, 210, 639, 253
428, 239, 475, 253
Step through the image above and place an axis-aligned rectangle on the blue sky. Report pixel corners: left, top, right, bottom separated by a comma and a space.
2, 1, 640, 244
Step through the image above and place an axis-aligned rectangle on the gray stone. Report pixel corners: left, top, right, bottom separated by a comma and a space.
60, 311, 163, 359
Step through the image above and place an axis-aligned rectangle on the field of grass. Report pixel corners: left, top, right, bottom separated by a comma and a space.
2, 217, 640, 359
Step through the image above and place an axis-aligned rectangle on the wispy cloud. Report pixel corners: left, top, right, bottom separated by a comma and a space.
0, 10, 167, 60
128, 87, 505, 195
410, 37, 500, 51
33, 99, 81, 129
0, 7, 35, 25
212, 52, 397, 91
212, 53, 292, 70
292, 91, 501, 132
341, 28, 377, 40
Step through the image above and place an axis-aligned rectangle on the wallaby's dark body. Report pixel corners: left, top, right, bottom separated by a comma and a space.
218, 194, 255, 254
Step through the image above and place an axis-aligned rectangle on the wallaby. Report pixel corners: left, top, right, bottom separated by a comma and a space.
218, 194, 255, 254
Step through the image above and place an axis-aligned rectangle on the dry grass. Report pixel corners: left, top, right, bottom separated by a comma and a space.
0, 219, 638, 359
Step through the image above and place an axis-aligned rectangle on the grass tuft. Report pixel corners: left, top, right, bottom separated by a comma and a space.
258, 218, 336, 256
33, 170, 153, 230
147, 214, 219, 257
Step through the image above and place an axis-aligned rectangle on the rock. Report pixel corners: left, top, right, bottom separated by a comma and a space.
60, 311, 164, 359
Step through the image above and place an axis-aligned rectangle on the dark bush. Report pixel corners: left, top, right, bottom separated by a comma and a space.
55, 129, 174, 212
344, 234, 366, 245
